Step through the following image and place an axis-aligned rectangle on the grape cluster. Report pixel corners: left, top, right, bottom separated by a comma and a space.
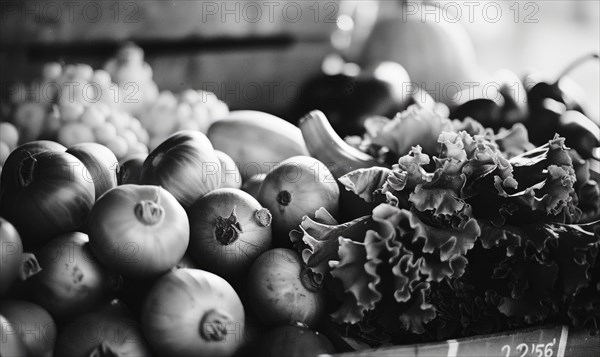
9, 61, 150, 161
139, 89, 229, 150
104, 43, 159, 117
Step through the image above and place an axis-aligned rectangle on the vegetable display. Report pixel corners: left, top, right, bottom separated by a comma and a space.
0, 39, 598, 357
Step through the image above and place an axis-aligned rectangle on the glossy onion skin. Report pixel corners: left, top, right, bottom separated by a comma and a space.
0, 217, 23, 295
0, 150, 95, 250
257, 156, 339, 239
87, 185, 189, 277
188, 188, 272, 282
0, 140, 67, 185
28, 232, 112, 321
142, 268, 245, 357
67, 142, 119, 200
118, 155, 145, 185
247, 248, 326, 327
0, 300, 57, 357
140, 131, 221, 207
55, 299, 152, 357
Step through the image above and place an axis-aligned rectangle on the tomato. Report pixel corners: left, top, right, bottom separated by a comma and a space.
0, 315, 27, 357
140, 131, 221, 208
257, 156, 339, 244
188, 188, 272, 283
27, 232, 116, 321
247, 248, 326, 327
0, 300, 57, 357
67, 142, 119, 199
0, 149, 95, 249
0, 217, 41, 296
215, 150, 242, 189
142, 268, 245, 357
55, 299, 152, 357
88, 185, 189, 277
252, 324, 336, 357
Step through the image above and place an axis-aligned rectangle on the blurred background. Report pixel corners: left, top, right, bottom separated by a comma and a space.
1, 0, 598, 119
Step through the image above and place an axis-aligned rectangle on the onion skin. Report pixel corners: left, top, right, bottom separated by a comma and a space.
247, 248, 326, 327
0, 299, 57, 357
252, 325, 336, 357
67, 142, 119, 200
0, 140, 66, 186
241, 173, 266, 199
0, 315, 28, 357
55, 299, 152, 357
88, 185, 189, 277
118, 155, 145, 185
188, 188, 272, 282
27, 232, 114, 321
140, 131, 221, 208
215, 150, 242, 189
257, 156, 339, 243
0, 150, 95, 250
0, 217, 23, 295
142, 268, 245, 357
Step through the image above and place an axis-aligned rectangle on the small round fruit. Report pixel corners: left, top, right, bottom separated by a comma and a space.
57, 122, 95, 147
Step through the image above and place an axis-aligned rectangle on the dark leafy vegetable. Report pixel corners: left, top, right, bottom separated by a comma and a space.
290, 128, 600, 346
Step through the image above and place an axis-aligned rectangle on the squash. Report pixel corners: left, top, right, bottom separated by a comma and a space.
358, 1, 481, 104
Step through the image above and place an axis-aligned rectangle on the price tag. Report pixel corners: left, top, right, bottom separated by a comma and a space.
448, 325, 568, 357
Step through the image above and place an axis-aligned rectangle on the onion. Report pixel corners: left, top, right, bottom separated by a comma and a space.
140, 131, 221, 207
247, 248, 326, 327
0, 150, 95, 249
27, 232, 118, 320
54, 299, 152, 357
0, 217, 41, 295
0, 300, 57, 357
188, 188, 272, 282
142, 268, 245, 357
88, 185, 189, 277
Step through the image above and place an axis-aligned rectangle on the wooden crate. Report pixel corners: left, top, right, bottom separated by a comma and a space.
323, 324, 600, 357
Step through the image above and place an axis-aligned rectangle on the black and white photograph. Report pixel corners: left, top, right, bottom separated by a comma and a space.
0, 1, 599, 356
